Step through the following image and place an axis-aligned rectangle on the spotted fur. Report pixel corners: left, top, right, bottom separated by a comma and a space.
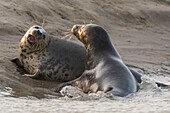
16, 25, 86, 82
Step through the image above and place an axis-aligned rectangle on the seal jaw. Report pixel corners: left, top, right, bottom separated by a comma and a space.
27, 34, 36, 44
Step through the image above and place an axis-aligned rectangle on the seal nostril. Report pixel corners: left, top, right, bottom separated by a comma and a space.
72, 25, 81, 32
75, 26, 78, 30
75, 26, 81, 31
37, 30, 42, 35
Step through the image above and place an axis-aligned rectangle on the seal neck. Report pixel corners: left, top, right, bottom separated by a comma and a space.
86, 38, 121, 69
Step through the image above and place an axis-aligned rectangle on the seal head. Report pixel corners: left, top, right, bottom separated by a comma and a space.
20, 25, 50, 56
71, 24, 120, 69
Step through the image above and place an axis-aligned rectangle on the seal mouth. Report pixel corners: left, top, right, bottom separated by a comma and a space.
71, 25, 83, 38
27, 34, 36, 44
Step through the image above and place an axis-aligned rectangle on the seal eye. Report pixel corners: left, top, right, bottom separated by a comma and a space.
34, 26, 40, 29
27, 34, 36, 44
43, 34, 46, 39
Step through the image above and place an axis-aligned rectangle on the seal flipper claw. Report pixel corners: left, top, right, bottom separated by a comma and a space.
23, 70, 41, 79
129, 68, 169, 87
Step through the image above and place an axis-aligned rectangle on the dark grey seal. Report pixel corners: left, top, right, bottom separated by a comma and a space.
56, 24, 138, 97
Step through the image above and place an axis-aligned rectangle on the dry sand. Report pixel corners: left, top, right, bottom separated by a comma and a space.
0, 0, 170, 112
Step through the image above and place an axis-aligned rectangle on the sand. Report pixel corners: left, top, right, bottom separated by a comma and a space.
0, 0, 170, 112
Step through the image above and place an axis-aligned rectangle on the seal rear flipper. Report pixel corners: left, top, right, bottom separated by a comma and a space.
155, 82, 169, 87
130, 68, 169, 87
129, 68, 142, 83
11, 57, 28, 75
11, 57, 23, 68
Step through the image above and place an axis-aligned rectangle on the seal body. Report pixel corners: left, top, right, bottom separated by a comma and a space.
57, 24, 138, 97
13, 25, 86, 82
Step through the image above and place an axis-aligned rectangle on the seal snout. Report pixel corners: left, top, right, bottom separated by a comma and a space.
71, 24, 82, 37
36, 29, 46, 39
37, 30, 42, 35
26, 26, 47, 44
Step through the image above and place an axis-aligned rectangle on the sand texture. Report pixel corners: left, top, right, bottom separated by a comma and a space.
0, 0, 170, 112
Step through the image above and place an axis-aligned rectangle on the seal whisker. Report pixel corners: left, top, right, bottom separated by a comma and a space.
67, 34, 73, 40
66, 28, 71, 31
61, 28, 72, 35
83, 20, 86, 25
62, 31, 71, 35
62, 33, 72, 39
42, 19, 45, 29
90, 20, 94, 24
83, 20, 87, 27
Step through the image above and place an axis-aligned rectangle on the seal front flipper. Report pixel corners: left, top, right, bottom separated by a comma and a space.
11, 57, 23, 68
55, 70, 93, 93
23, 69, 42, 79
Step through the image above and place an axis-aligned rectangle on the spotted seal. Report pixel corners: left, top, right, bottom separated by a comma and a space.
56, 24, 138, 97
11, 25, 86, 82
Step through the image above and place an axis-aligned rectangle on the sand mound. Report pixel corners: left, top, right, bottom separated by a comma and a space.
0, 0, 170, 98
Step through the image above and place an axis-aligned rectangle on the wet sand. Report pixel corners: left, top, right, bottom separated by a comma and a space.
0, 0, 170, 112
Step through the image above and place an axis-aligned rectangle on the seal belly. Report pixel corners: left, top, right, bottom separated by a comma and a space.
40, 38, 86, 81
22, 53, 41, 74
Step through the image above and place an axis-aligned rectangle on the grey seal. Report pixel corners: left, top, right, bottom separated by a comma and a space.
11, 25, 86, 82
56, 24, 138, 97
